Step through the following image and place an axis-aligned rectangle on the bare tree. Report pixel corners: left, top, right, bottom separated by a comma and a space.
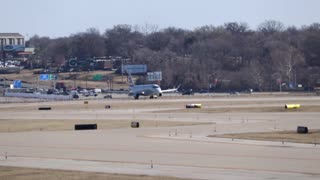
258, 20, 285, 34
224, 22, 249, 34
248, 61, 265, 91
278, 47, 304, 85
134, 23, 159, 35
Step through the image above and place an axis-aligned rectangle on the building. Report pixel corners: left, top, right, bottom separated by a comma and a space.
1, 33, 27, 65
0, 33, 24, 46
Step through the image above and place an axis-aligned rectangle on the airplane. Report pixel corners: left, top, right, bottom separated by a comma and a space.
127, 71, 180, 99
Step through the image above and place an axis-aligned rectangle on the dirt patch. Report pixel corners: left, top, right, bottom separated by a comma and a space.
209, 130, 320, 144
0, 119, 208, 133
0, 166, 188, 180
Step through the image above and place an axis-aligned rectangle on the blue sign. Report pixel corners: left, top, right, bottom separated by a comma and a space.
13, 80, 22, 88
40, 74, 49, 80
40, 74, 57, 81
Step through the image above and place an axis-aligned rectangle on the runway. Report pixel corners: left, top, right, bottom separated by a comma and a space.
0, 94, 320, 179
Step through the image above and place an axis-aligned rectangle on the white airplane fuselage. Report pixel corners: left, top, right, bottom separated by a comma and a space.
129, 84, 162, 99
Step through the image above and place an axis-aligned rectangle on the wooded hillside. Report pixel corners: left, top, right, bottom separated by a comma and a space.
26, 21, 320, 91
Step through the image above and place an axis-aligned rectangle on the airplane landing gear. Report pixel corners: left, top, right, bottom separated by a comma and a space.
150, 95, 158, 99
134, 94, 139, 99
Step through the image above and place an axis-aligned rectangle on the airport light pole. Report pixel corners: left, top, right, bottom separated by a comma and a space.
121, 58, 124, 82
85, 70, 89, 89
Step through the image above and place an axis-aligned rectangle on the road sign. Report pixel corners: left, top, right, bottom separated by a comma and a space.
40, 74, 57, 81
13, 80, 22, 88
93, 74, 103, 81
40, 74, 49, 80
147, 71, 162, 81
122, 65, 147, 74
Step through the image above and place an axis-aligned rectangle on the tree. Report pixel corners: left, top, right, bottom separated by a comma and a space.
224, 22, 249, 34
303, 24, 320, 67
146, 32, 170, 51
258, 20, 285, 34
69, 28, 105, 58
248, 61, 266, 91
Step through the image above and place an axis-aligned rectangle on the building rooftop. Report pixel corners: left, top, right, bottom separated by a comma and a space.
0, 33, 24, 37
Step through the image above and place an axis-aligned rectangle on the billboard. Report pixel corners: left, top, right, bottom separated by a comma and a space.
122, 65, 147, 74
147, 71, 162, 81
3, 45, 25, 52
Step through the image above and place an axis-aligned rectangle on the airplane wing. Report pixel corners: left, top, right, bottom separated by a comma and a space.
161, 85, 181, 93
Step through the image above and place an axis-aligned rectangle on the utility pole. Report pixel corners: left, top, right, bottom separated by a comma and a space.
279, 75, 282, 92
294, 70, 297, 88
121, 58, 124, 82
3, 76, 6, 89
86, 71, 88, 89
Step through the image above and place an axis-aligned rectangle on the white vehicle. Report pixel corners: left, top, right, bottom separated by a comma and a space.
79, 89, 97, 97
127, 71, 179, 99
94, 88, 102, 93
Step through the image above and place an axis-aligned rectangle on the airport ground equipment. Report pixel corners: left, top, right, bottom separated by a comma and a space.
285, 104, 300, 109
186, 104, 202, 108
297, 126, 308, 134
74, 124, 97, 130
131, 121, 140, 128
38, 107, 52, 110
105, 105, 111, 109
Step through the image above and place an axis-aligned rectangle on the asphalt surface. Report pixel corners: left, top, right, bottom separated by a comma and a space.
0, 95, 320, 180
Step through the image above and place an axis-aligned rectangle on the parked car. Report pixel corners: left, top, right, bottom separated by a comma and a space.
104, 95, 112, 99
199, 89, 209, 93
181, 89, 194, 95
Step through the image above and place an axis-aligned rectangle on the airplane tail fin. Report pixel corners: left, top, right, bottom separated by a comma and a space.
176, 84, 181, 90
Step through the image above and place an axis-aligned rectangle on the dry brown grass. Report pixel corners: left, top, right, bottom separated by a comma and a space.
210, 130, 320, 144
154, 105, 320, 113
0, 119, 207, 133
0, 166, 189, 180
0, 100, 187, 112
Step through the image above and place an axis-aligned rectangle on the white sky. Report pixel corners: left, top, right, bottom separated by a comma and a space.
1, 0, 320, 38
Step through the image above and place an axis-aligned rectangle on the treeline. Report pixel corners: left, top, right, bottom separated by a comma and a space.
27, 20, 320, 91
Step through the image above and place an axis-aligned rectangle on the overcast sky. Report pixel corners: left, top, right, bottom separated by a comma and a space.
2, 0, 320, 38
